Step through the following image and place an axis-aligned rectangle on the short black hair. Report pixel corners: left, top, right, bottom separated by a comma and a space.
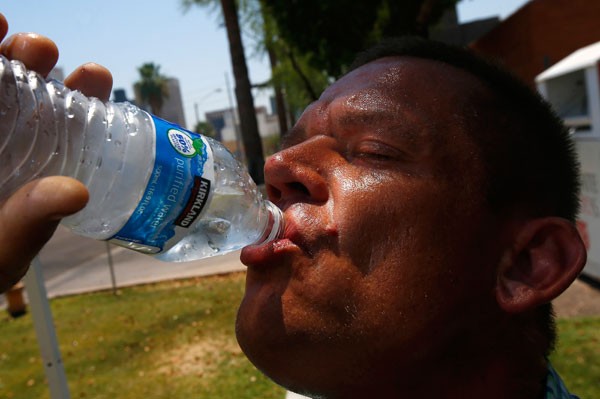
349, 36, 580, 357
350, 36, 581, 223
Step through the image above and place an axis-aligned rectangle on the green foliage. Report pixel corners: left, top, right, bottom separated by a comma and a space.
269, 46, 330, 115
194, 121, 217, 138
134, 63, 170, 117
263, 0, 461, 77
262, 133, 280, 157
0, 273, 285, 398
181, 1, 462, 132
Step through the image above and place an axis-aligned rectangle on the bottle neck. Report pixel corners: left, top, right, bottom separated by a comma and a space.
255, 200, 284, 245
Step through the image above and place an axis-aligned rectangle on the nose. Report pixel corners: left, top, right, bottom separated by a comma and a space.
264, 136, 330, 207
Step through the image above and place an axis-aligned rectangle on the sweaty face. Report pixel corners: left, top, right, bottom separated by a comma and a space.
237, 57, 505, 395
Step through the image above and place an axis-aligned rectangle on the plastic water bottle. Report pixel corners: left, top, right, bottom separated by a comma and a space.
0, 55, 283, 262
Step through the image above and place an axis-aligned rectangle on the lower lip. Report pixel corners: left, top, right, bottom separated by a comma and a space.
240, 238, 299, 268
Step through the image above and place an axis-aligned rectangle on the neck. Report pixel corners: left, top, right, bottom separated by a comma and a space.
331, 324, 549, 399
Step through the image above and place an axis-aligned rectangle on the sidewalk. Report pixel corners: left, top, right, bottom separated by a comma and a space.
0, 226, 245, 307
42, 245, 245, 299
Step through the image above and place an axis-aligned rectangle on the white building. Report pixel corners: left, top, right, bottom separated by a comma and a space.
205, 106, 281, 156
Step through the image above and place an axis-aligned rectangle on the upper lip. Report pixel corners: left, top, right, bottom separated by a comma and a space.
278, 205, 313, 250
275, 197, 322, 241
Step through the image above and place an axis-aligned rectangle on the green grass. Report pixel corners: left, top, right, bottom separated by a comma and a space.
0, 272, 285, 399
551, 317, 600, 398
1, 272, 598, 398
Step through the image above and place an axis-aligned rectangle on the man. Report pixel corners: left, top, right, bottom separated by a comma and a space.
0, 13, 586, 399
234, 39, 586, 399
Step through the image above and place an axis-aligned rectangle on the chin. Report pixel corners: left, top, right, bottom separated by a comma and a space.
235, 304, 378, 399
235, 302, 318, 394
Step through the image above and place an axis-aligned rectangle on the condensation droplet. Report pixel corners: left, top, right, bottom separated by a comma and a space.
207, 241, 220, 253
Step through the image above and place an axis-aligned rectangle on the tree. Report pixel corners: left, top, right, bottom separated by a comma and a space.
194, 121, 217, 139
263, 0, 461, 78
182, 0, 265, 184
242, 0, 329, 127
134, 63, 169, 117
247, 0, 460, 124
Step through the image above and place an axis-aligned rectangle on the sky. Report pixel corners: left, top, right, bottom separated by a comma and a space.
1, 0, 530, 129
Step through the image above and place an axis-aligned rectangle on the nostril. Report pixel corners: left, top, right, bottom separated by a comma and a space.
266, 181, 311, 204
286, 182, 310, 196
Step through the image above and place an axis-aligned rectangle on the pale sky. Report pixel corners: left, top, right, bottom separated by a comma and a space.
1, 0, 529, 129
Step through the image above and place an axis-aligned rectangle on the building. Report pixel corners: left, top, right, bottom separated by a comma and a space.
470, 0, 600, 86
160, 78, 186, 128
112, 88, 132, 104
430, 7, 499, 47
205, 106, 281, 157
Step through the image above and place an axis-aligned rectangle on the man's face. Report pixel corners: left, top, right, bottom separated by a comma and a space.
237, 57, 506, 394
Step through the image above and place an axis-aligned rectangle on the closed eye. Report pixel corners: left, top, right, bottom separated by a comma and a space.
350, 140, 403, 164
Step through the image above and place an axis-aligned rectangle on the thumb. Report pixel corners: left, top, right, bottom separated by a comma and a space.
0, 176, 88, 292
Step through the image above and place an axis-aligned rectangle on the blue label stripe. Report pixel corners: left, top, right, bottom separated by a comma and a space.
111, 116, 209, 252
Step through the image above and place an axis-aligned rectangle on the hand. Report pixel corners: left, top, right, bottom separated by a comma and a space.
0, 12, 113, 292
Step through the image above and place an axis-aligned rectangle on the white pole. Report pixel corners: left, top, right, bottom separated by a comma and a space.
23, 257, 71, 399
105, 241, 117, 295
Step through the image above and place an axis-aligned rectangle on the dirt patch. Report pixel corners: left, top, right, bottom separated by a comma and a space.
155, 336, 243, 378
553, 277, 600, 318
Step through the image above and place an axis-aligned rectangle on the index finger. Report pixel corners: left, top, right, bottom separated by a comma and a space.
1, 32, 59, 78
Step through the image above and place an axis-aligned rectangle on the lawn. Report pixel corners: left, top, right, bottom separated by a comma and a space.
551, 317, 600, 398
0, 272, 285, 399
1, 272, 598, 398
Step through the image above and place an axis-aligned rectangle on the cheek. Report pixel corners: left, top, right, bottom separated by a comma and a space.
331, 171, 493, 313
333, 173, 431, 273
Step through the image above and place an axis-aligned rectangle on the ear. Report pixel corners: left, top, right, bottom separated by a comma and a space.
496, 217, 587, 314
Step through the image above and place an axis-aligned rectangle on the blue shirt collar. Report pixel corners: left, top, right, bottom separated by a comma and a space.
546, 362, 579, 399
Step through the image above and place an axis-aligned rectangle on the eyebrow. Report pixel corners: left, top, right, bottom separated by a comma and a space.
334, 107, 400, 129
336, 102, 435, 158
278, 95, 428, 150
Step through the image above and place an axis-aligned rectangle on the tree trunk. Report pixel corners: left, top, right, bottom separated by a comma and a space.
287, 48, 319, 101
220, 0, 265, 184
416, 0, 442, 38
266, 46, 289, 136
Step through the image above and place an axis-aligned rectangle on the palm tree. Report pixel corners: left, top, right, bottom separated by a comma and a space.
134, 63, 169, 117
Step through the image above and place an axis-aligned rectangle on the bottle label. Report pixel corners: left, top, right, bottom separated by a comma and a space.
109, 116, 215, 254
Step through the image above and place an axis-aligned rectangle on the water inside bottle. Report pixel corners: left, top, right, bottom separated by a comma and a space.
157, 185, 269, 262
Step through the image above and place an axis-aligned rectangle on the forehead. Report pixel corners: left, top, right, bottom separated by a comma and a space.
322, 56, 490, 123
288, 56, 492, 153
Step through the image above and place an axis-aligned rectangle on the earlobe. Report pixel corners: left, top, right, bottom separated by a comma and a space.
496, 217, 587, 314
